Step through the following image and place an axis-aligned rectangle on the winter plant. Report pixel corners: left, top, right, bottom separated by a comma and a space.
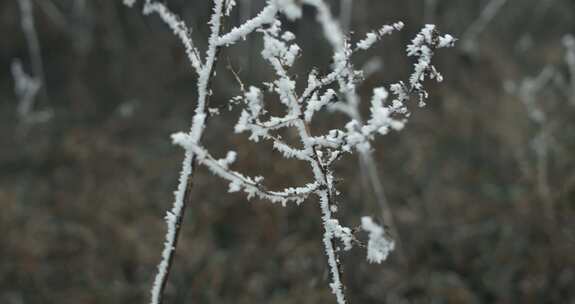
12, 0, 51, 125
505, 34, 575, 219
125, 0, 455, 303
564, 35, 575, 105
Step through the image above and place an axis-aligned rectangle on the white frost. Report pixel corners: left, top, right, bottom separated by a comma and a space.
128, 1, 456, 304
361, 216, 395, 264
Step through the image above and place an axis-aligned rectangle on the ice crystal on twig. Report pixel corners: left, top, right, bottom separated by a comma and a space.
126, 1, 454, 303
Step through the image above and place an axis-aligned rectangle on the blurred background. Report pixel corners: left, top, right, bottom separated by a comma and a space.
1, 0, 574, 303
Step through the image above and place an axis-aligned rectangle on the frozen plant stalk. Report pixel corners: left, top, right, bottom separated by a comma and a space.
309, 1, 404, 254
12, 0, 51, 124
127, 1, 455, 303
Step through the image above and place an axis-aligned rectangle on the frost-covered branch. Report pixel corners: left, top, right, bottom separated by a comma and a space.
13, 0, 52, 124
125, 0, 204, 72
356, 22, 404, 50
306, 0, 455, 271
563, 35, 575, 105
217, 0, 305, 46
362, 216, 395, 263
174, 6, 453, 302
505, 36, 575, 220
305, 4, 451, 264
461, 0, 508, 53
126, 1, 228, 303
130, 1, 454, 303
217, 4, 278, 46
172, 132, 317, 205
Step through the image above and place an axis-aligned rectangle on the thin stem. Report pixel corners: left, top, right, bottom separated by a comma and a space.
461, 0, 508, 53
152, 166, 195, 304
319, 189, 348, 304
535, 130, 553, 220
17, 0, 49, 119
146, 1, 225, 304
299, 117, 348, 303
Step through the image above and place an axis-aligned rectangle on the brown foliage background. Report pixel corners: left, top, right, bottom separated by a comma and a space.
0, 0, 574, 303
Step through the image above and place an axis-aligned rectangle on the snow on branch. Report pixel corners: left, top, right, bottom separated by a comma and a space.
128, 1, 455, 303
217, 0, 305, 46
137, 0, 202, 73
125, 1, 227, 304
172, 132, 316, 205
361, 216, 395, 263
406, 24, 456, 106
356, 22, 404, 50
175, 10, 454, 302
217, 4, 278, 46
303, 0, 345, 49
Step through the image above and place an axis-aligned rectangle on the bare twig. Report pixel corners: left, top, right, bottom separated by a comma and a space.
461, 0, 509, 54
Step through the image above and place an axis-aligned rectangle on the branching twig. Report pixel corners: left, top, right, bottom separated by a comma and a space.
128, 1, 455, 303
175, 11, 453, 303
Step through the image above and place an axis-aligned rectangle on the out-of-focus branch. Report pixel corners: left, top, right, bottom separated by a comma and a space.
358, 151, 405, 264
563, 35, 575, 105
509, 66, 557, 220
18, 0, 47, 102
339, 0, 352, 33
424, 0, 438, 23
13, 0, 52, 125
461, 0, 508, 54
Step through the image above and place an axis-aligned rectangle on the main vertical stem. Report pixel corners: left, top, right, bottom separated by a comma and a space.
319, 189, 348, 304
300, 120, 348, 304
152, 162, 195, 304
149, 1, 225, 304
